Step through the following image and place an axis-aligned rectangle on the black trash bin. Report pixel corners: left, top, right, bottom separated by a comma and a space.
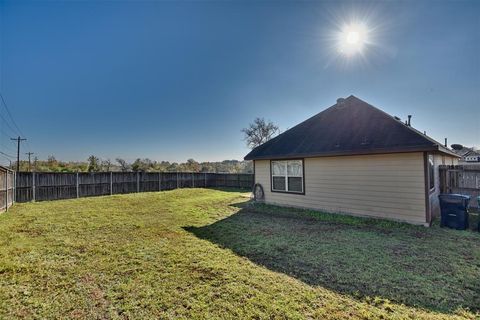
438, 194, 470, 230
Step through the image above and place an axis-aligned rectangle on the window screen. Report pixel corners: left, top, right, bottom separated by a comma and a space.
271, 160, 303, 193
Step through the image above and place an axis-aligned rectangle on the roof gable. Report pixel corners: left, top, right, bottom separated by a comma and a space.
456, 147, 480, 157
245, 96, 456, 160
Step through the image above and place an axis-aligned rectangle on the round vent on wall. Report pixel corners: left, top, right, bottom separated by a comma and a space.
253, 183, 265, 201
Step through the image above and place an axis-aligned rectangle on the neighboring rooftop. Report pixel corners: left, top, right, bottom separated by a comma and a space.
452, 146, 480, 156
451, 145, 480, 162
245, 95, 458, 160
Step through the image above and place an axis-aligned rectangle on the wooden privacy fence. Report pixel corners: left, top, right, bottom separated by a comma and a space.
0, 167, 14, 212
15, 172, 254, 203
439, 165, 480, 209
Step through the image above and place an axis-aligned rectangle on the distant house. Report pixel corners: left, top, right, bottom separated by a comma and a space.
452, 146, 480, 163
245, 95, 459, 225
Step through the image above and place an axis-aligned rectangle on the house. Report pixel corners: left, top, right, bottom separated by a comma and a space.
244, 95, 459, 225
452, 146, 480, 163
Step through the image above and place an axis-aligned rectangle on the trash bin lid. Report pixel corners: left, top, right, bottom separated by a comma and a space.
439, 194, 471, 200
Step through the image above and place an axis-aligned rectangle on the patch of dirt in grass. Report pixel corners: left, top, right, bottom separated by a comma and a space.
190, 265, 224, 282
80, 274, 110, 313
68, 309, 87, 319
389, 244, 411, 257
412, 230, 431, 238
14, 308, 33, 319
14, 227, 44, 237
90, 288, 108, 307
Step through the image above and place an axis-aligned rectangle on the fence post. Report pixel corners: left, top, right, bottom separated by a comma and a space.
446, 170, 450, 193
159, 172, 161, 191
137, 172, 140, 193
176, 172, 179, 189
8, 172, 12, 207
237, 174, 240, 188
13, 171, 16, 203
204, 172, 207, 188
110, 172, 113, 195
5, 170, 8, 211
32, 172, 36, 202
192, 172, 194, 188
76, 172, 79, 198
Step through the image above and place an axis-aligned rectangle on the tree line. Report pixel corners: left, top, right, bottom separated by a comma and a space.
13, 156, 253, 173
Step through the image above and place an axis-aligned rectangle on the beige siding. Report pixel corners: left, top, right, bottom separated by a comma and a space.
255, 152, 428, 224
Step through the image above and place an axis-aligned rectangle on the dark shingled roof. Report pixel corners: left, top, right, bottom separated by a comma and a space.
244, 95, 457, 160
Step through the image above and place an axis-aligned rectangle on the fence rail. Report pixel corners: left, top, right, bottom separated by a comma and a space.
439, 165, 480, 209
15, 172, 254, 203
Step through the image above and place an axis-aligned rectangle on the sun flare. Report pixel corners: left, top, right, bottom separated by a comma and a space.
337, 23, 369, 56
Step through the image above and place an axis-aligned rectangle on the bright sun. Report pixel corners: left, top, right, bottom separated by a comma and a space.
338, 23, 368, 56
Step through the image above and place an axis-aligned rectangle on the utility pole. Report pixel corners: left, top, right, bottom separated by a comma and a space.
33, 156, 38, 172
25, 152, 34, 172
10, 136, 26, 172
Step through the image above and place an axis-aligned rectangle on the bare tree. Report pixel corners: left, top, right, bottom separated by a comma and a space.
101, 159, 112, 171
242, 117, 279, 149
116, 158, 130, 172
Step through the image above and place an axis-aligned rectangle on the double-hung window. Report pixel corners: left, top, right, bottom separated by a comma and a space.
271, 160, 304, 193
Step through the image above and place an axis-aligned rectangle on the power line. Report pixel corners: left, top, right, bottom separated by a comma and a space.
0, 112, 20, 137
0, 108, 21, 153
0, 92, 26, 138
4, 146, 16, 154
0, 153, 12, 160
0, 141, 16, 153
0, 116, 14, 156
0, 150, 14, 159
0, 92, 31, 155
0, 133, 18, 164
0, 152, 13, 168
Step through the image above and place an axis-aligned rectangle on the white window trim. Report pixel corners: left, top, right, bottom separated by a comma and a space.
428, 154, 435, 192
271, 160, 304, 194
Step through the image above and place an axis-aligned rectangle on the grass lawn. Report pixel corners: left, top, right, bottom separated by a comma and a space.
0, 189, 478, 319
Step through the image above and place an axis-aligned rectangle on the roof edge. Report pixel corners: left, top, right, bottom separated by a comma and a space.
0, 165, 14, 172
436, 145, 461, 158
245, 145, 442, 160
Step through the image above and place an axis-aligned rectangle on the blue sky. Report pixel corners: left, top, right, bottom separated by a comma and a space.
0, 0, 479, 163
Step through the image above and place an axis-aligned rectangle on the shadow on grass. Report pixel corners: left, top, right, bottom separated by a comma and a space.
185, 203, 480, 314
207, 187, 252, 194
